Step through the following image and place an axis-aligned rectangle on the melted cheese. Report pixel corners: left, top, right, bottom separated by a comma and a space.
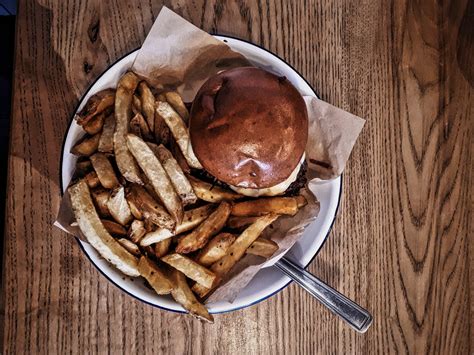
229, 154, 305, 197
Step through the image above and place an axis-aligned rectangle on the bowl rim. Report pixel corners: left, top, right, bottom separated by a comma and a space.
59, 34, 342, 314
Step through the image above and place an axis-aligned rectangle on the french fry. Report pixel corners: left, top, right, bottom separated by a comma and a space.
101, 219, 127, 237
130, 111, 152, 141
139, 205, 214, 247
138, 81, 155, 132
170, 137, 190, 174
144, 218, 156, 233
156, 101, 202, 169
141, 174, 161, 202
246, 237, 279, 258
82, 111, 106, 135
126, 184, 175, 230
192, 214, 279, 298
75, 159, 92, 176
91, 188, 110, 217
84, 171, 100, 188
132, 94, 142, 115
127, 197, 143, 220
90, 153, 119, 189
68, 180, 139, 276
142, 245, 155, 258
231, 196, 307, 217
227, 216, 260, 229
70, 133, 100, 156
195, 233, 236, 266
145, 142, 159, 155
73, 160, 92, 180
137, 112, 153, 140
107, 186, 133, 225
117, 238, 141, 257
129, 113, 142, 137
151, 144, 196, 205
98, 114, 115, 153
161, 253, 216, 288
173, 234, 184, 245
126, 134, 183, 223
187, 175, 242, 203
164, 91, 189, 123
155, 144, 196, 204
76, 88, 115, 126
113, 71, 143, 184
156, 93, 166, 102
154, 106, 171, 146
128, 219, 146, 243
140, 205, 213, 246
154, 238, 171, 258
169, 205, 215, 233
176, 201, 231, 254
140, 229, 173, 247
190, 281, 210, 299
169, 268, 213, 323
137, 256, 173, 295
215, 215, 279, 271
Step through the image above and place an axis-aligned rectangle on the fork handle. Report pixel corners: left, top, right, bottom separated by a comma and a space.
275, 257, 373, 333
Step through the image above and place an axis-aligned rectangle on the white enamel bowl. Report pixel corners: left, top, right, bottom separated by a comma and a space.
60, 35, 342, 314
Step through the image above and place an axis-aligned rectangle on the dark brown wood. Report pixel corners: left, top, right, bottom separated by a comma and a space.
1, 0, 472, 353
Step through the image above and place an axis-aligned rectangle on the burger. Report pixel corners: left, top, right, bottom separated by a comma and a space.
189, 67, 308, 197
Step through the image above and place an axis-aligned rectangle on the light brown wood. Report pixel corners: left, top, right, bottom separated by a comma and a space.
1, 0, 472, 353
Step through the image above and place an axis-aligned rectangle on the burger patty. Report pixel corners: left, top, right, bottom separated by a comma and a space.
285, 160, 308, 196
191, 160, 308, 197
192, 169, 232, 189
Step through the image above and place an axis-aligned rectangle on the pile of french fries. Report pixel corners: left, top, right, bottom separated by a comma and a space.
68, 71, 307, 322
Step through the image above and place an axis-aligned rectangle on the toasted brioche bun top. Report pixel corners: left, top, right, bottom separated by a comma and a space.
189, 67, 308, 189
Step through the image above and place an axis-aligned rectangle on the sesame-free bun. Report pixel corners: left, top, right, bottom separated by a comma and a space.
189, 67, 308, 189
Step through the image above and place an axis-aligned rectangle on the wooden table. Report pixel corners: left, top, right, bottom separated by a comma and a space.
2, 1, 472, 353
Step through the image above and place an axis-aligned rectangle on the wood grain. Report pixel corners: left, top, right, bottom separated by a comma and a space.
1, 0, 472, 353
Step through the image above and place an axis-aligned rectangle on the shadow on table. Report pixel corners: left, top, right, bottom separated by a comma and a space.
5, 2, 77, 198
1, 1, 80, 294
0, 14, 15, 283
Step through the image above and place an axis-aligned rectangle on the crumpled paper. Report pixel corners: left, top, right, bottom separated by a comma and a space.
54, 6, 364, 304
132, 7, 251, 102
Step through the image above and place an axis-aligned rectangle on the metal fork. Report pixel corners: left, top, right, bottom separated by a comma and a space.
275, 257, 373, 333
